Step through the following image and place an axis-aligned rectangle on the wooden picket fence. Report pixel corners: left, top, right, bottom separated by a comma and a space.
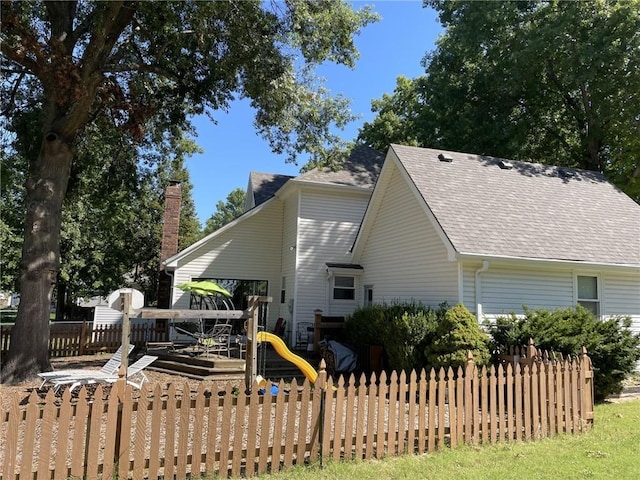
0, 349, 594, 480
0, 322, 168, 358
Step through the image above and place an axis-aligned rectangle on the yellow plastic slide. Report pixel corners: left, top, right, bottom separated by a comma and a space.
256, 332, 318, 384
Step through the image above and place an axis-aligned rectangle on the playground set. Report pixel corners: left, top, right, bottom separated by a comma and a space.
125, 282, 322, 392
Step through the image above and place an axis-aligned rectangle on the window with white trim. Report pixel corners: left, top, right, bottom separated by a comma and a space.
333, 276, 355, 300
576, 275, 600, 316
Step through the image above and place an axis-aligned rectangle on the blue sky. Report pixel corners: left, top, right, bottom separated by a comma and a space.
187, 1, 442, 224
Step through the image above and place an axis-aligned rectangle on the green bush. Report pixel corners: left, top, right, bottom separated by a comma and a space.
423, 304, 491, 371
344, 304, 386, 349
485, 305, 640, 401
345, 301, 439, 372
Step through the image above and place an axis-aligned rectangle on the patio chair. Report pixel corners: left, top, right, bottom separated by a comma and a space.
199, 322, 233, 357
38, 344, 135, 389
294, 322, 314, 350
49, 355, 158, 393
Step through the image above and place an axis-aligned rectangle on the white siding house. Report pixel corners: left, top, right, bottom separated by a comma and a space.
163, 146, 384, 343
164, 197, 284, 325
164, 144, 640, 346
351, 145, 640, 334
355, 166, 458, 306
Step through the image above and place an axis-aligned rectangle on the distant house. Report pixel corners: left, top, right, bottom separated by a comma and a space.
163, 144, 640, 343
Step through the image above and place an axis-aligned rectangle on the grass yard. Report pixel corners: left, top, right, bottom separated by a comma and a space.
262, 399, 640, 480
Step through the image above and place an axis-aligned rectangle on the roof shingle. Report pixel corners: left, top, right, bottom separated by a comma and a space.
391, 144, 640, 265
296, 144, 384, 188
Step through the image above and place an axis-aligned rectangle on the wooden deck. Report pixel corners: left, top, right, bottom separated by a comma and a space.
146, 343, 321, 383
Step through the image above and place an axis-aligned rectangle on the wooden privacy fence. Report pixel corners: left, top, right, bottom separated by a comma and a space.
1, 350, 593, 480
0, 322, 168, 358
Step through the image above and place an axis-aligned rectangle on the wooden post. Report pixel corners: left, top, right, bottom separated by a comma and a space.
79, 321, 88, 356
313, 309, 323, 353
119, 292, 132, 380
526, 338, 537, 370
245, 296, 260, 392
579, 346, 594, 427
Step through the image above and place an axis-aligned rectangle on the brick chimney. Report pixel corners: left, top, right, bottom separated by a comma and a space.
157, 181, 181, 308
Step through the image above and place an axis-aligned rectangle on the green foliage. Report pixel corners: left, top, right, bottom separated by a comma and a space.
344, 304, 387, 349
0, 0, 379, 382
356, 75, 427, 152
358, 1, 640, 201
203, 188, 246, 236
345, 301, 439, 372
485, 306, 640, 401
424, 304, 491, 371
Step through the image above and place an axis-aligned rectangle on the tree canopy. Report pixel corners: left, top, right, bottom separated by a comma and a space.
203, 188, 246, 236
359, 0, 640, 201
0, 0, 377, 384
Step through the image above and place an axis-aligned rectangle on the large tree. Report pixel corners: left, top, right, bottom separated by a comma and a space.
2, 106, 202, 317
203, 188, 246, 236
359, 0, 640, 201
0, 0, 377, 383
59, 124, 202, 309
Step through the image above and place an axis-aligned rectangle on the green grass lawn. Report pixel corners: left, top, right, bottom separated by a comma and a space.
0, 309, 56, 324
261, 399, 640, 480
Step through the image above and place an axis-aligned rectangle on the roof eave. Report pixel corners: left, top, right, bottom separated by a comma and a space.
457, 252, 640, 272
291, 178, 376, 192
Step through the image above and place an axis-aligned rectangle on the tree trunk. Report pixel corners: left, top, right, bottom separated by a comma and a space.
1, 133, 72, 384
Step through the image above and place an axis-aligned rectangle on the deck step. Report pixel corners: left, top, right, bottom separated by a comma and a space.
145, 344, 321, 382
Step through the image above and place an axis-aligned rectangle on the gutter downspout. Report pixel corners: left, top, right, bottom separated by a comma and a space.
475, 260, 490, 321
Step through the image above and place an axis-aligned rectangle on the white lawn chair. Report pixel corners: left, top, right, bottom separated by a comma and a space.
49, 355, 158, 393
38, 344, 135, 389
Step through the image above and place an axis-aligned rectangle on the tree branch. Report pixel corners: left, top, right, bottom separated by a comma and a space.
65, 10, 96, 51
103, 61, 180, 81
79, 2, 136, 82
545, 59, 585, 126
1, 72, 26, 117
45, 1, 77, 51
0, 8, 45, 77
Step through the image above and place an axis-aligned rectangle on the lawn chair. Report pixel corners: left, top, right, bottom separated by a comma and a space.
38, 344, 135, 389
49, 355, 158, 393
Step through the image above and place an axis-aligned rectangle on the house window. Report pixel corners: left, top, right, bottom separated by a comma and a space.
333, 276, 355, 300
364, 285, 374, 307
576, 275, 600, 316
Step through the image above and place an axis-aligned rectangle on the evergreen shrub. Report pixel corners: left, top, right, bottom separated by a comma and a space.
485, 305, 640, 401
423, 303, 491, 371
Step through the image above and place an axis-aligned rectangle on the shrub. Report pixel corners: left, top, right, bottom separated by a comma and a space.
424, 303, 491, 371
485, 305, 640, 401
381, 309, 437, 372
344, 304, 386, 349
345, 301, 439, 372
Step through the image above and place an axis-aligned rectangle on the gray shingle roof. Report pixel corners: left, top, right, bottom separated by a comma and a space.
296, 144, 384, 188
248, 172, 294, 207
391, 144, 640, 265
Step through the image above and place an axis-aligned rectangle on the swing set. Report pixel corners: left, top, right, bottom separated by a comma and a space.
242, 296, 321, 393
172, 283, 320, 392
